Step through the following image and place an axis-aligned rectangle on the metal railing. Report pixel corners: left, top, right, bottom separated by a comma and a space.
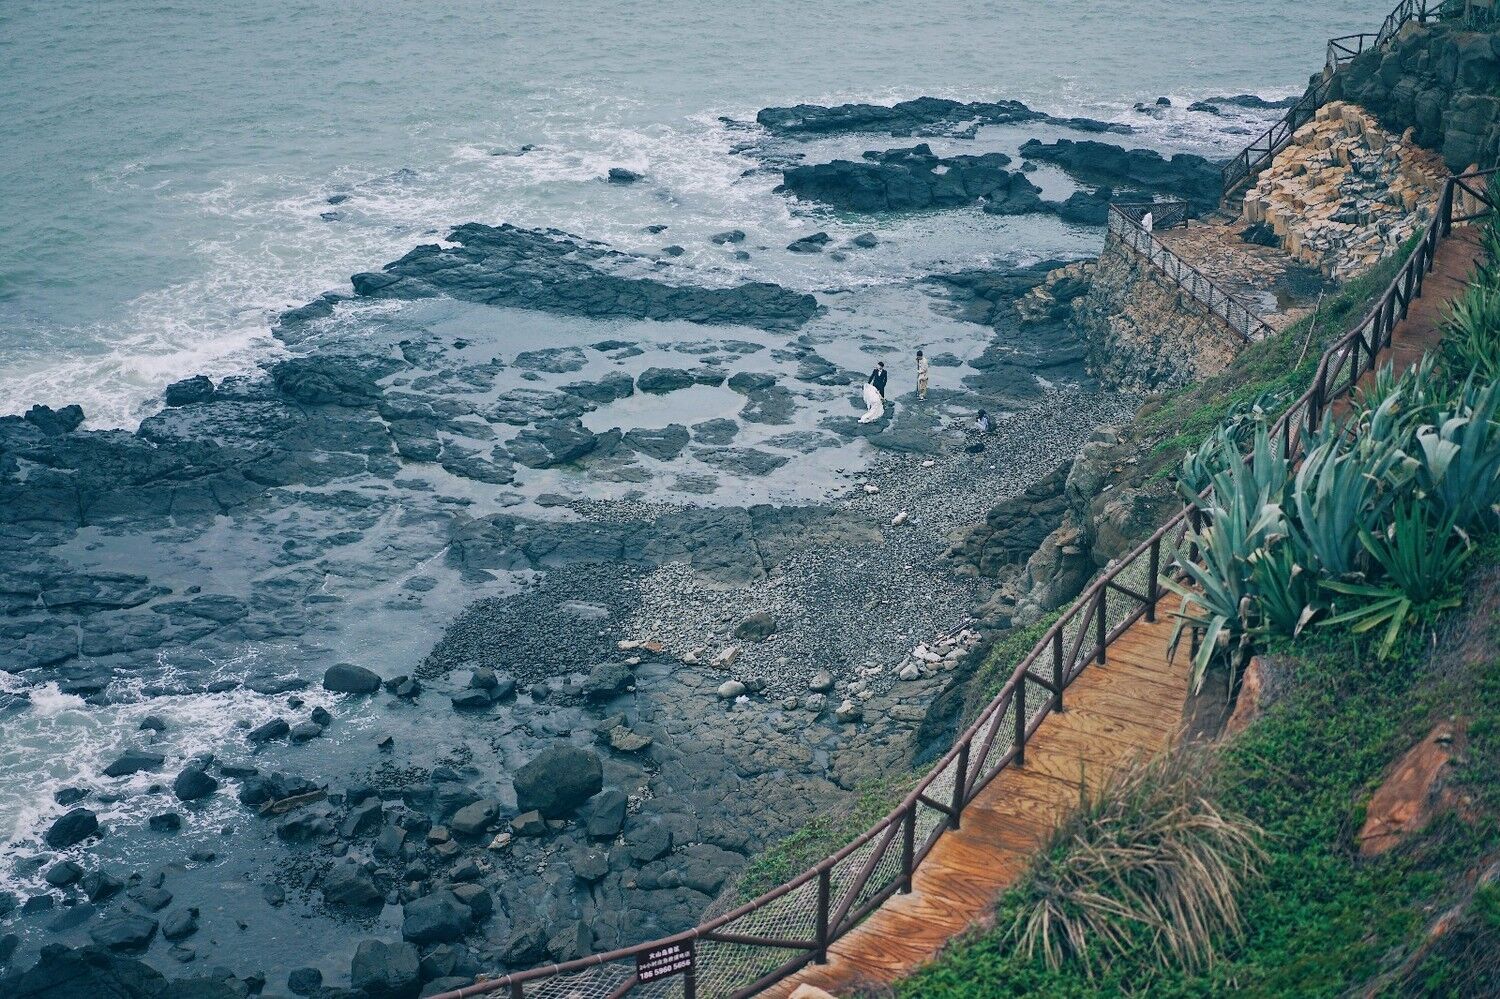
1220, 0, 1442, 200
1107, 201, 1274, 341
431, 167, 1494, 999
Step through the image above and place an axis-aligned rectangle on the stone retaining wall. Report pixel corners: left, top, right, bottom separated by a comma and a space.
1076, 241, 1245, 392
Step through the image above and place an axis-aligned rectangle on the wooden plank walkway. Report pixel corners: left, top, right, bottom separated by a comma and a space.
769, 222, 1487, 999
769, 597, 1190, 997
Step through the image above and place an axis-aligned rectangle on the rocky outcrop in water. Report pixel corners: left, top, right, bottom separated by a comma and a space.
754, 96, 1131, 138
1019, 138, 1223, 212
347, 223, 818, 331
1328, 20, 1500, 171
778, 144, 1043, 214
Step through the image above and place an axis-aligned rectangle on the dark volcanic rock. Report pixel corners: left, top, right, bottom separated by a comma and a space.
323, 862, 382, 907
692, 447, 789, 476
350, 938, 421, 999
622, 424, 689, 461
23, 404, 86, 436
606, 167, 642, 183
733, 611, 777, 641
323, 663, 382, 694
45, 808, 99, 848
636, 367, 697, 393
247, 718, 290, 743
401, 890, 471, 945
779, 144, 1041, 214
103, 749, 165, 778
1018, 138, 1222, 212
514, 744, 603, 818
88, 914, 158, 951
2, 945, 167, 997
509, 419, 599, 468
755, 96, 1130, 138
346, 223, 817, 331
162, 376, 215, 407
172, 766, 219, 801
561, 372, 635, 404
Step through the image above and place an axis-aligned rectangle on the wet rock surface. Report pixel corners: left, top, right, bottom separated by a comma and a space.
754, 96, 1132, 139
1018, 138, 1224, 212
349, 223, 819, 331
779, 144, 1043, 214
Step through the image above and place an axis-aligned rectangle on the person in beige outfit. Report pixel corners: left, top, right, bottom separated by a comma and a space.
916, 349, 930, 399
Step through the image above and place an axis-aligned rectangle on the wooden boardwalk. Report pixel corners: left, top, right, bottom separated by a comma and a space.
770, 223, 1486, 999
770, 598, 1190, 997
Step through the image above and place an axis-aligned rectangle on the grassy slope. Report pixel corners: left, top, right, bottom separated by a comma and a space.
896, 554, 1500, 998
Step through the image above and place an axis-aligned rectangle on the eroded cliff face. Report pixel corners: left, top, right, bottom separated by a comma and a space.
1241, 101, 1449, 280
1076, 242, 1246, 393
1328, 20, 1500, 174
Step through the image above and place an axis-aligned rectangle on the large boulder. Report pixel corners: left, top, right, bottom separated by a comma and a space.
162, 376, 215, 407
401, 891, 471, 945
323, 863, 382, 907
323, 663, 382, 694
0, 945, 167, 998
350, 938, 421, 999
508, 419, 599, 469
45, 808, 99, 849
103, 749, 165, 778
513, 744, 603, 818
171, 767, 219, 802
87, 914, 158, 952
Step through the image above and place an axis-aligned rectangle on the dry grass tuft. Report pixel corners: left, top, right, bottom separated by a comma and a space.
1010, 748, 1265, 978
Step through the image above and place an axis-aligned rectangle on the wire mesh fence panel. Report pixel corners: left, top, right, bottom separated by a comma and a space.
841, 821, 911, 919
693, 874, 824, 996
971, 695, 1019, 788
520, 962, 639, 999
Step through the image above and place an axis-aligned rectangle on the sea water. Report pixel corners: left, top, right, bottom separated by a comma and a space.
1, 0, 1373, 428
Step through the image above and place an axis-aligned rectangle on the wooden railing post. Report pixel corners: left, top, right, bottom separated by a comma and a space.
900, 806, 916, 894
1146, 539, 1161, 621
1013, 678, 1027, 766
949, 742, 970, 829
1095, 589, 1108, 665
1053, 629, 1065, 711
511, 983, 524, 999
815, 869, 831, 963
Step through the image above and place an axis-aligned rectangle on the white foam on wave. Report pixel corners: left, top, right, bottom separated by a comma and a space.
0, 659, 371, 895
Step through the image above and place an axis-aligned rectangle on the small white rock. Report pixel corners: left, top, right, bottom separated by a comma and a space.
891, 511, 909, 527
714, 646, 740, 668
863, 484, 880, 495
921, 459, 936, 468
899, 663, 922, 681
718, 680, 747, 699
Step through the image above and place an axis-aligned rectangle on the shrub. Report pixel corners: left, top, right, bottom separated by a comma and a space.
1010, 749, 1264, 978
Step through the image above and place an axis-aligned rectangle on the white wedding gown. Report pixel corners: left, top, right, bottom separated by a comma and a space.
857, 382, 885, 424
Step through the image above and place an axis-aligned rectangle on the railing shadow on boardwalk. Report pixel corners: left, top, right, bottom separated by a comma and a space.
1107, 198, 1274, 341
429, 165, 1497, 999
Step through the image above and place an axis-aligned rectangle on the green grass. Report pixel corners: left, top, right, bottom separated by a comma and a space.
1135, 238, 1420, 482
731, 775, 915, 903
960, 611, 1064, 721
894, 553, 1500, 998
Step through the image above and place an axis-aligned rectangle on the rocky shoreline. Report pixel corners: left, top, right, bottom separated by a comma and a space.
0, 83, 1285, 996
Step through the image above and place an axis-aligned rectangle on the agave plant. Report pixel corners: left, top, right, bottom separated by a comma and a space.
1321, 501, 1472, 658
1411, 376, 1500, 530
1247, 537, 1318, 639
1165, 426, 1289, 691
1442, 284, 1500, 385
1175, 392, 1279, 502
1286, 428, 1406, 578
